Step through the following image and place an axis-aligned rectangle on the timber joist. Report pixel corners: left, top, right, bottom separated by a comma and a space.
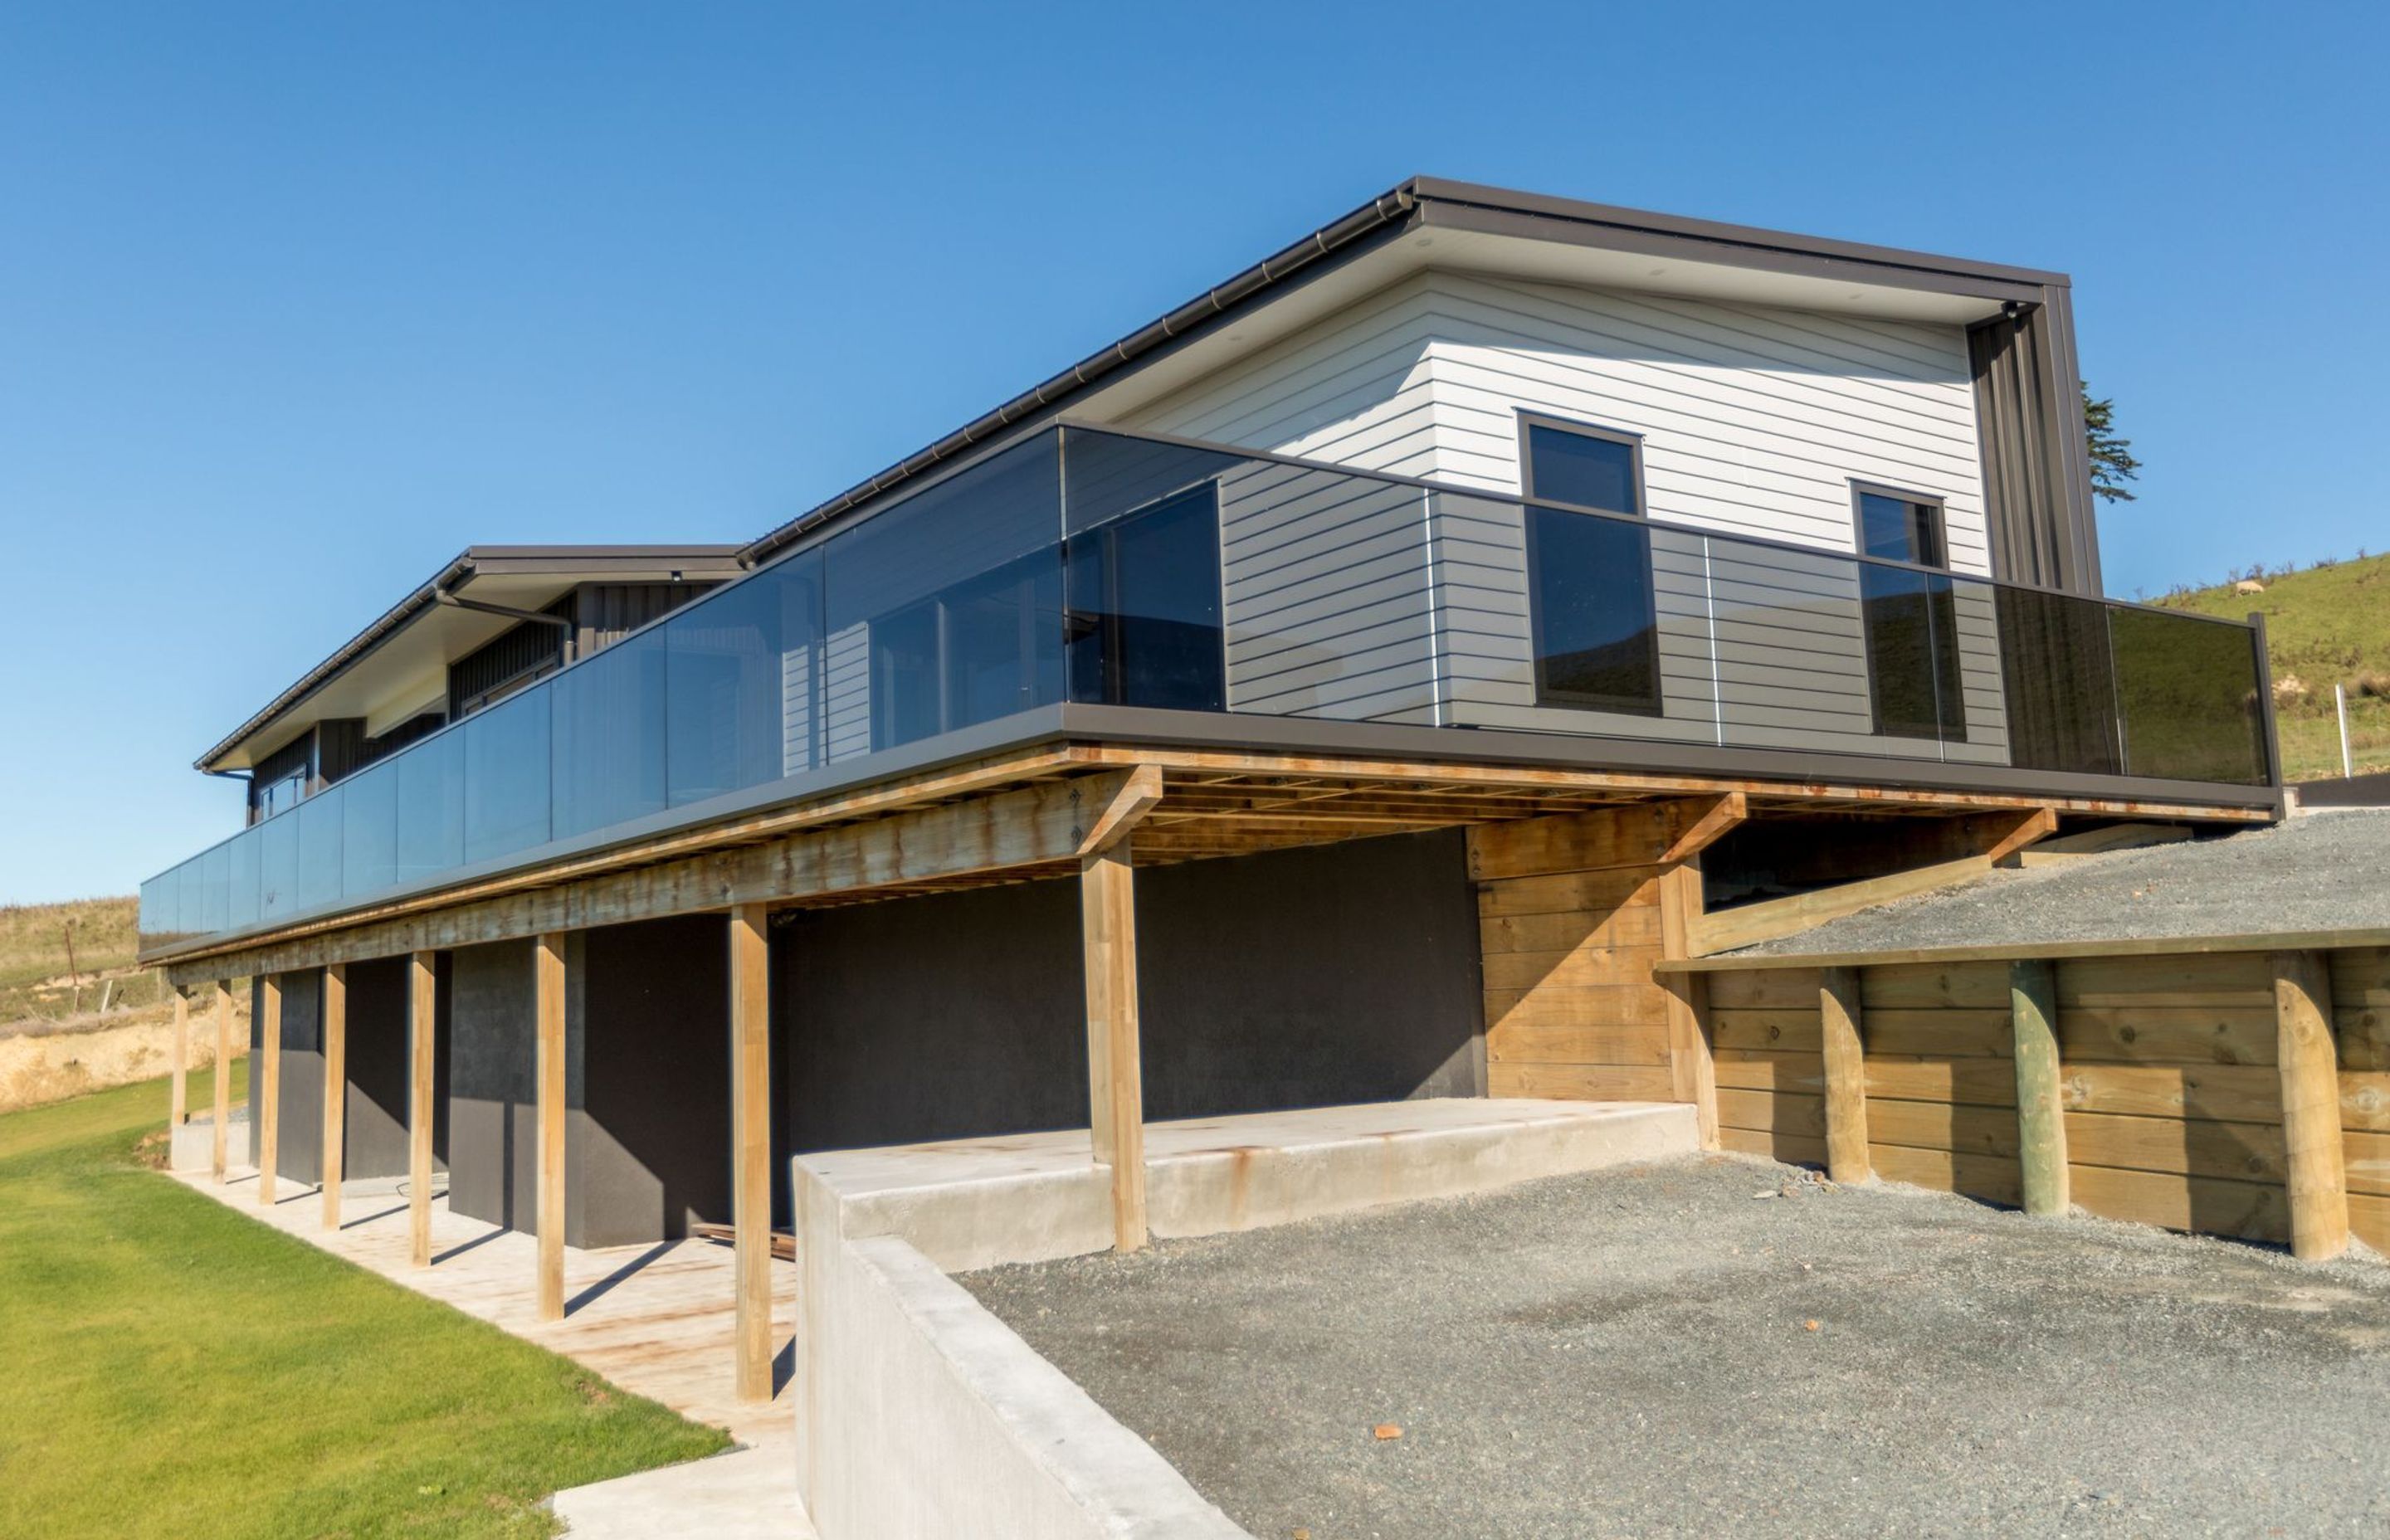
159, 738, 2269, 987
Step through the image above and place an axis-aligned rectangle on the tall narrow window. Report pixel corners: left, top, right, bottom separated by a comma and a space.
1522, 417, 1662, 716
1853, 485, 1966, 741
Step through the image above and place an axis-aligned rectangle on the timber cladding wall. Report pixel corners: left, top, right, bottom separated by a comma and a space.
1469, 802, 1690, 1106
1695, 947, 2390, 1256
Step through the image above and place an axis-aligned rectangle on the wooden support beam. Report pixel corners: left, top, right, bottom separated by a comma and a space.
408, 951, 437, 1269
257, 975, 281, 1206
1980, 807, 2061, 866
212, 979, 232, 1182
2272, 949, 2349, 1260
2009, 958, 2069, 1216
1656, 860, 1718, 1149
1689, 855, 1994, 957
1074, 763, 1163, 856
2014, 821, 2191, 867
1080, 846, 1148, 1252
319, 963, 347, 1231
169, 986, 189, 1128
535, 933, 567, 1321
728, 904, 773, 1404
1818, 967, 1870, 1183
1660, 792, 1748, 865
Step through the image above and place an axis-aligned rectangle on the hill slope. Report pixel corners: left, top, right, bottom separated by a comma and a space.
2155, 551, 2390, 782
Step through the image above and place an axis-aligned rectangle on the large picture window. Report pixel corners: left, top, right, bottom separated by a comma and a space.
1521, 416, 1662, 716
1853, 485, 1966, 741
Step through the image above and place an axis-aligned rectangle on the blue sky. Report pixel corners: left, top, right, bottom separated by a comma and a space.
2, 2, 2383, 904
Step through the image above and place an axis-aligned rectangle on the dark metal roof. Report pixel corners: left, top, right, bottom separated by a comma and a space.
195, 544, 744, 774
736, 175, 2069, 565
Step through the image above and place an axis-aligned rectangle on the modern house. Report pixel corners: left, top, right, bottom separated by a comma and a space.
139, 178, 2278, 1419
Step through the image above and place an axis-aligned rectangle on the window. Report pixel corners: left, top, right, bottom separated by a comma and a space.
1852, 485, 1966, 741
1521, 417, 1662, 715
1066, 482, 1226, 711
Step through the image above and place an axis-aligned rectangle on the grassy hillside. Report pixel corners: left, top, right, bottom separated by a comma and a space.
2154, 551, 2390, 782
0, 894, 169, 1022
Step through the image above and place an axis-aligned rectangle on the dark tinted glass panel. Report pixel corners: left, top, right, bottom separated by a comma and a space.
1061, 427, 1242, 537
666, 550, 823, 807
550, 628, 666, 839
1861, 565, 1965, 740
1993, 586, 2121, 773
1067, 483, 1226, 710
1527, 423, 1640, 515
940, 553, 1066, 730
1527, 506, 1661, 714
2110, 607, 2270, 784
868, 599, 943, 750
1857, 490, 1944, 565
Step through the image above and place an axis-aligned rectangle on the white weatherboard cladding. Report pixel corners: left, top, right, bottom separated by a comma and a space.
1124, 269, 2011, 761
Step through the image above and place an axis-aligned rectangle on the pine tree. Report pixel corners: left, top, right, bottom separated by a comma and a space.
2083, 385, 2140, 503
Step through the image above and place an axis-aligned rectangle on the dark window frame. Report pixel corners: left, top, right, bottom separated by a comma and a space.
1847, 479, 1966, 742
1517, 412, 1666, 717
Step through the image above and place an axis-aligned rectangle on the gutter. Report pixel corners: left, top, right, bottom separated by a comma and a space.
737, 183, 1422, 567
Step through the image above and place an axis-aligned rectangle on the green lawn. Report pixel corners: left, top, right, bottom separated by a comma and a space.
0, 1065, 729, 1538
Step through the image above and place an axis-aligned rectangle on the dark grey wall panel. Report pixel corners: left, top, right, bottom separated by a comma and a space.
341, 955, 446, 1181
777, 829, 1483, 1155
247, 969, 325, 1187
446, 939, 538, 1233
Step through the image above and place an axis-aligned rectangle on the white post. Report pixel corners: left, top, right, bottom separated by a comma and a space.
2339, 682, 2354, 778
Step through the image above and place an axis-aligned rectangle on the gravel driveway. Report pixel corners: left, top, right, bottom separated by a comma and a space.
963, 1156, 2390, 1538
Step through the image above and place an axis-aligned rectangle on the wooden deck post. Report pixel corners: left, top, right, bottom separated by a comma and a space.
257, 975, 281, 1205
729, 904, 773, 1403
535, 933, 568, 1321
319, 963, 347, 1231
1080, 843, 1148, 1252
1818, 967, 1870, 1183
1656, 860, 1719, 1149
2272, 950, 2349, 1261
169, 985, 189, 1128
408, 951, 437, 1269
212, 978, 232, 1182
2009, 958, 2070, 1217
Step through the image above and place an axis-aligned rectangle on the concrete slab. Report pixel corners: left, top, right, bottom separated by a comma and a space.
168, 1104, 246, 1172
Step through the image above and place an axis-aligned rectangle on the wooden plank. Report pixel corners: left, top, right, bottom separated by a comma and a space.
2010, 958, 2067, 1217
1072, 763, 1163, 856
2058, 1005, 2277, 1067
170, 768, 1147, 982
1818, 967, 1868, 1183
1478, 906, 1661, 957
2336, 1006, 2390, 1072
2272, 950, 2349, 1260
258, 975, 281, 1206
1713, 1049, 1826, 1094
1475, 868, 1659, 919
169, 987, 188, 1128
407, 950, 436, 1270
2332, 947, 2390, 1008
1482, 984, 1671, 1032
2348, 1130, 2390, 1197
1861, 962, 2009, 1011
1485, 1018, 1671, 1067
1688, 855, 1992, 957
1466, 801, 1684, 881
2352, 1191, 2390, 1254
1080, 846, 1147, 1252
1709, 1008, 1822, 1055
1716, 1087, 1826, 1137
728, 904, 773, 1401
1657, 860, 1717, 1148
320, 963, 348, 1232
2012, 821, 2191, 865
1490, 1061, 1676, 1102
1864, 1008, 2012, 1059
1979, 806, 2059, 865
2069, 1163, 2290, 1242
1868, 1099, 2021, 1157
2066, 1112, 2287, 1183
535, 933, 566, 1321
1480, 943, 1663, 993
1867, 1056, 2017, 1108
2345, 1072, 2390, 1133
2060, 1064, 2281, 1124
2056, 953, 2273, 1008
1661, 927, 2390, 977
1719, 1125, 1827, 1166
212, 978, 232, 1182
1707, 967, 1821, 1011
1659, 792, 1748, 864
1869, 1143, 2022, 1206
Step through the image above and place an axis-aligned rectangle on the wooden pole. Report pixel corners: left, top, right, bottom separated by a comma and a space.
729, 904, 773, 1403
169, 986, 189, 1128
212, 979, 232, 1181
319, 963, 347, 1231
257, 975, 282, 1205
535, 933, 568, 1320
1656, 860, 1718, 1149
407, 951, 437, 1269
1080, 844, 1148, 1251
2010, 958, 2070, 1216
2271, 950, 2349, 1261
1818, 967, 1870, 1183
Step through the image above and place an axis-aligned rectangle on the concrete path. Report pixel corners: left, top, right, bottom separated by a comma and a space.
171, 1155, 812, 1537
